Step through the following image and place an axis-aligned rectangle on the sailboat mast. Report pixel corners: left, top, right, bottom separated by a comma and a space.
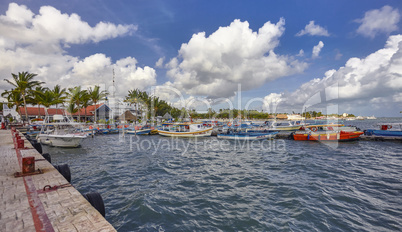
112, 68, 116, 121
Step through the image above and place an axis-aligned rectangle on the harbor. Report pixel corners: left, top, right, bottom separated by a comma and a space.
0, 117, 401, 231
41, 120, 402, 231
0, 1, 402, 231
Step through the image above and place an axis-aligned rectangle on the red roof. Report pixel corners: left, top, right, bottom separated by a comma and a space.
19, 103, 104, 117
73, 103, 104, 116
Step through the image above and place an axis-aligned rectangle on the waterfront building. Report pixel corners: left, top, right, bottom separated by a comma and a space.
18, 103, 111, 122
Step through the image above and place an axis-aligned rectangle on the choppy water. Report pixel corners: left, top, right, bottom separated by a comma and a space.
44, 118, 402, 231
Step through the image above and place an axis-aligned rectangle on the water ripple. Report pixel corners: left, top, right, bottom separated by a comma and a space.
44, 132, 402, 231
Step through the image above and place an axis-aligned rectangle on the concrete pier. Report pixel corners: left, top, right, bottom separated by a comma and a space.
0, 130, 116, 232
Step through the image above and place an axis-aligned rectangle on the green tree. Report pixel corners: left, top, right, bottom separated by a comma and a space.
30, 86, 49, 118
51, 85, 67, 115
66, 102, 78, 114
88, 85, 108, 123
3, 72, 44, 122
1, 89, 24, 118
68, 86, 87, 122
36, 89, 57, 118
81, 91, 92, 122
125, 89, 141, 123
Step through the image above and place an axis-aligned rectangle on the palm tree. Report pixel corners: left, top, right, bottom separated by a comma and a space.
1, 89, 24, 118
30, 86, 49, 119
41, 89, 57, 116
51, 85, 67, 114
68, 86, 87, 122
4, 72, 44, 122
125, 89, 141, 123
150, 96, 162, 117
66, 102, 78, 114
81, 91, 92, 123
88, 85, 108, 123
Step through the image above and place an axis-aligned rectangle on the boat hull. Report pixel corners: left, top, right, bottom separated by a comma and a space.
126, 129, 152, 135
158, 128, 213, 137
364, 130, 402, 137
37, 134, 87, 147
293, 131, 364, 141
217, 132, 278, 140
271, 126, 301, 131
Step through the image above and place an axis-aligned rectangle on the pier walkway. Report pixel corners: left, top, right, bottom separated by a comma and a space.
0, 130, 116, 231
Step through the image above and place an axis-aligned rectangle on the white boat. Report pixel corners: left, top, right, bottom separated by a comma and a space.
267, 120, 303, 131
37, 114, 88, 148
157, 122, 213, 137
322, 126, 358, 132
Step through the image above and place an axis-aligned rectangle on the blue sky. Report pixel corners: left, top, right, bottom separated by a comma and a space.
0, 0, 401, 116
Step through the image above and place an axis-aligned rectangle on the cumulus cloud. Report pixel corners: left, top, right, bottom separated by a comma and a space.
0, 3, 155, 97
165, 18, 308, 98
263, 93, 283, 114
296, 21, 330, 37
0, 3, 137, 49
312, 41, 324, 58
262, 35, 402, 114
356, 5, 400, 38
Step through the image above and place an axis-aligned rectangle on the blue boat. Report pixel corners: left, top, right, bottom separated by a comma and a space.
217, 131, 278, 140
126, 129, 152, 135
126, 125, 155, 135
364, 123, 402, 137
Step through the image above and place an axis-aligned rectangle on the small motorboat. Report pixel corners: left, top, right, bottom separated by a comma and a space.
158, 122, 212, 137
266, 120, 303, 131
293, 130, 364, 141
126, 124, 156, 135
37, 114, 87, 148
364, 124, 402, 137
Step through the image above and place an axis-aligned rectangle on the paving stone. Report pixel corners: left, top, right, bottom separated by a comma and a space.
0, 130, 116, 231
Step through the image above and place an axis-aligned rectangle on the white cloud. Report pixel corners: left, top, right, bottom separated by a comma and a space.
312, 41, 324, 58
263, 93, 283, 113
296, 21, 330, 37
0, 3, 137, 53
0, 3, 155, 97
165, 18, 308, 98
0, 2, 33, 26
262, 35, 402, 114
297, 49, 305, 57
356, 5, 400, 38
155, 57, 165, 68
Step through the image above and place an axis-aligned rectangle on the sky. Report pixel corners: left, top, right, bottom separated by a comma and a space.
0, 0, 401, 116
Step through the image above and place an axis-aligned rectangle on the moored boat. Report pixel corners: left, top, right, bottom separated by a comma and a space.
217, 131, 278, 140
267, 120, 304, 131
158, 122, 212, 137
293, 131, 364, 141
126, 125, 156, 135
37, 115, 88, 147
364, 123, 402, 137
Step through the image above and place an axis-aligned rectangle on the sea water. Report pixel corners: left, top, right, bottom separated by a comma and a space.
44, 118, 402, 231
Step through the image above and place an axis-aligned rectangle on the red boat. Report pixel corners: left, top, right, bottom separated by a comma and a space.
293, 131, 364, 141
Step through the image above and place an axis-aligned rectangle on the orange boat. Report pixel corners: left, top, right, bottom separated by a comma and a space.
293, 131, 364, 141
